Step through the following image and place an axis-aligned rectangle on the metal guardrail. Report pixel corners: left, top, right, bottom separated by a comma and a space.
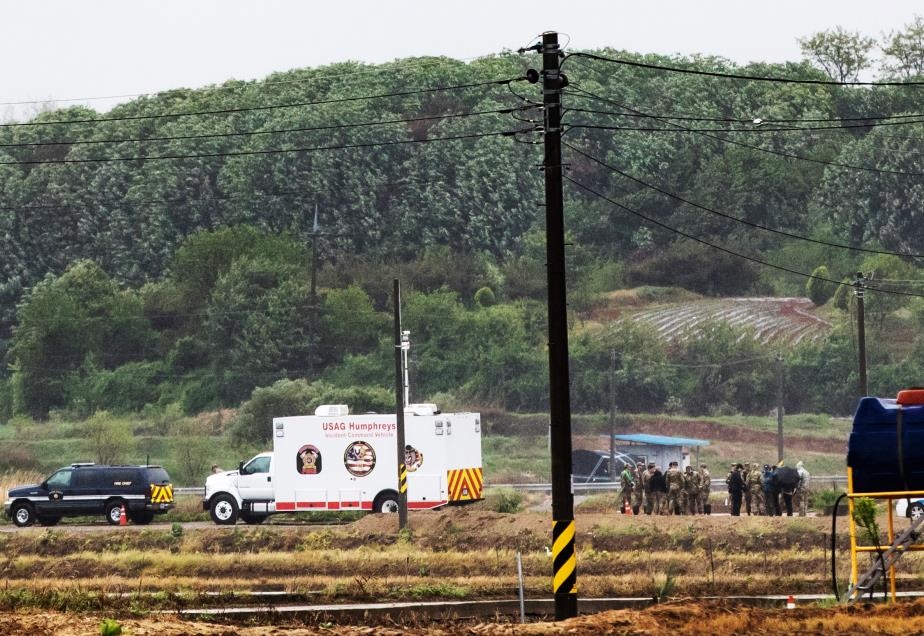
176, 476, 848, 497
489, 475, 848, 493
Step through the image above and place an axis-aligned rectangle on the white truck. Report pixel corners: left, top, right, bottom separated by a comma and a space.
202, 404, 484, 524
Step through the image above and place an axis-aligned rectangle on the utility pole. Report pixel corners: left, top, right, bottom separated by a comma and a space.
307, 205, 321, 377
609, 349, 616, 478
392, 279, 408, 530
855, 272, 868, 397
538, 31, 577, 621
776, 352, 784, 463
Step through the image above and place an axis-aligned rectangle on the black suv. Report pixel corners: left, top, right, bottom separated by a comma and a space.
3, 463, 175, 527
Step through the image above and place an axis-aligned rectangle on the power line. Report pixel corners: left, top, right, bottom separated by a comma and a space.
0, 127, 528, 166
0, 77, 524, 130
0, 106, 531, 150
565, 104, 924, 125
563, 141, 924, 259
566, 113, 924, 134
0, 54, 501, 109
566, 85, 924, 178
564, 175, 924, 300
564, 52, 924, 87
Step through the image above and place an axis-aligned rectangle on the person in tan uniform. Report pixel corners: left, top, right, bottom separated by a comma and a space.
665, 461, 684, 515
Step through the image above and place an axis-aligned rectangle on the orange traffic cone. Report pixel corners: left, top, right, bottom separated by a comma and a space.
624, 500, 633, 516
119, 504, 127, 526
786, 595, 796, 609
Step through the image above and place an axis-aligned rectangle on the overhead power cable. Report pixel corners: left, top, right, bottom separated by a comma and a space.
0, 127, 528, 166
566, 84, 924, 178
564, 175, 924, 300
0, 54, 496, 108
0, 106, 531, 150
0, 77, 524, 130
564, 52, 924, 87
566, 112, 924, 134
564, 141, 924, 259
565, 105, 924, 125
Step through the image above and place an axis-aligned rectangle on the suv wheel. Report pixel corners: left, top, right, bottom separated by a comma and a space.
910, 503, 924, 521
210, 494, 239, 525
12, 503, 35, 527
105, 501, 125, 525
129, 511, 154, 525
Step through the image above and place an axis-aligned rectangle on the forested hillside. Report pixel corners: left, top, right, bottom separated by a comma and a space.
2, 24, 924, 429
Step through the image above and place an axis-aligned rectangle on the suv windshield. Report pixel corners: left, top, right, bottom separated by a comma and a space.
45, 469, 72, 489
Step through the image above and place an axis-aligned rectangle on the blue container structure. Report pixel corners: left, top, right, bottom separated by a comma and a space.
847, 394, 924, 493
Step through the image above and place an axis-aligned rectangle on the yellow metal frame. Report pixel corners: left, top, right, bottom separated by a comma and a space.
846, 466, 924, 602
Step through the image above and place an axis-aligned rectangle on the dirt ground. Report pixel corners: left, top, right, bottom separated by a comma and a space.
3, 506, 921, 634
6, 600, 924, 635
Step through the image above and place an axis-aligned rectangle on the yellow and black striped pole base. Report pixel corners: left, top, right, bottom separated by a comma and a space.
552, 519, 577, 619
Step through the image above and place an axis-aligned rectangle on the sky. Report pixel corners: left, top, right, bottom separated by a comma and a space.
1, 0, 922, 117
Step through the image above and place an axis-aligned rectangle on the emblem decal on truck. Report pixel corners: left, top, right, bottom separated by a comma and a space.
297, 444, 322, 474
404, 444, 424, 472
344, 441, 376, 476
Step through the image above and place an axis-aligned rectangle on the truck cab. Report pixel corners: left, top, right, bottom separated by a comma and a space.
203, 452, 274, 525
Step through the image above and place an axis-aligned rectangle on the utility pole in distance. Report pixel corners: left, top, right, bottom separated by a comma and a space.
855, 272, 868, 397
534, 31, 577, 621
392, 279, 408, 530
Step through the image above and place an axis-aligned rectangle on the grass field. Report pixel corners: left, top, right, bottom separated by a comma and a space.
0, 408, 852, 490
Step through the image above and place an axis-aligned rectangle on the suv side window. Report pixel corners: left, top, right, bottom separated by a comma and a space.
45, 469, 73, 490
242, 456, 271, 475
72, 469, 103, 488
108, 468, 139, 487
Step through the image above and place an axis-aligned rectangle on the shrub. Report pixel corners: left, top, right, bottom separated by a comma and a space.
806, 265, 836, 306
485, 488, 522, 513
474, 286, 496, 307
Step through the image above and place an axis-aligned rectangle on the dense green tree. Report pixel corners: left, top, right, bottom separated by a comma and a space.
798, 27, 876, 82
7, 261, 153, 418
880, 15, 924, 78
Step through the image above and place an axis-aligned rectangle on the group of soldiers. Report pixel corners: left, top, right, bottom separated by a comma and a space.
726, 461, 812, 517
619, 460, 711, 515
617, 459, 812, 516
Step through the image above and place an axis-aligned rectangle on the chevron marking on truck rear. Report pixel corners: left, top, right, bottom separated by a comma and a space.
150, 484, 173, 503
448, 467, 483, 501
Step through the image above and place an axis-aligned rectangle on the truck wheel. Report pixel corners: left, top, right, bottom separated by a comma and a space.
12, 503, 35, 527
210, 494, 239, 525
105, 501, 125, 525
239, 512, 267, 525
373, 490, 399, 513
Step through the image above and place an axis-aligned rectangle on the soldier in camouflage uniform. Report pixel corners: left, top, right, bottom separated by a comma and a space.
633, 461, 646, 515
665, 461, 684, 515
746, 462, 764, 515
742, 463, 753, 514
684, 465, 702, 514
619, 463, 635, 513
699, 463, 711, 514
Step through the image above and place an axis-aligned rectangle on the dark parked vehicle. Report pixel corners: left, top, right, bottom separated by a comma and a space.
572, 449, 639, 483
3, 463, 174, 527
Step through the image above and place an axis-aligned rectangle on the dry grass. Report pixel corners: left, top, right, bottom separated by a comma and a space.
0, 469, 43, 505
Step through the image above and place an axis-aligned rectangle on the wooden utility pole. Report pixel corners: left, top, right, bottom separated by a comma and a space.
539, 31, 577, 621
776, 352, 784, 463
855, 272, 868, 397
393, 279, 408, 530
